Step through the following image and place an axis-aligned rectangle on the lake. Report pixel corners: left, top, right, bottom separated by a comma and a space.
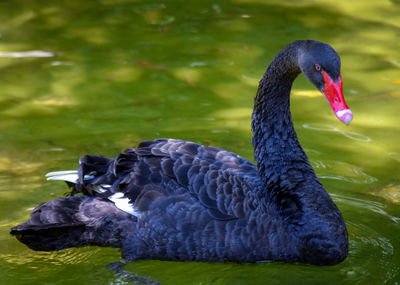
1, 0, 400, 284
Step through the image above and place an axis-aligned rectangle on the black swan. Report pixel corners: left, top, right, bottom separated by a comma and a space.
11, 40, 351, 266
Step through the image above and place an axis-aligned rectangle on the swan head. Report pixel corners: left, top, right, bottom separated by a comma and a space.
298, 41, 353, 125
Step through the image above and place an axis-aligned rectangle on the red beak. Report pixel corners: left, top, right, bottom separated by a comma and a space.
322, 71, 353, 125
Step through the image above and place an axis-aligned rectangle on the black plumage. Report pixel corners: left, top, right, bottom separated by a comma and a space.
11, 40, 349, 266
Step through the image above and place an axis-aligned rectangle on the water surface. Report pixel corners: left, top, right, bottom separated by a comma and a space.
1, 0, 400, 284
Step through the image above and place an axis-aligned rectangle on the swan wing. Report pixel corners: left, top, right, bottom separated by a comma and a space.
57, 139, 260, 220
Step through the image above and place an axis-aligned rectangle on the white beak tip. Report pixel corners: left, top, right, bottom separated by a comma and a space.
336, 109, 353, 125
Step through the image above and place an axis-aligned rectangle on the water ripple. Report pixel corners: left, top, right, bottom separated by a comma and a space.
331, 193, 400, 224
313, 160, 378, 184
302, 123, 371, 142
331, 193, 399, 282
389, 152, 400, 162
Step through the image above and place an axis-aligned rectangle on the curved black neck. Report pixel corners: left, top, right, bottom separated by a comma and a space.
252, 41, 317, 190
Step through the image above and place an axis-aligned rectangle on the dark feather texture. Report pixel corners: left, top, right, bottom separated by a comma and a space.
11, 40, 348, 266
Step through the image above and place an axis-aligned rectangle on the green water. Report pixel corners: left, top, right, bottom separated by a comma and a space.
1, 0, 400, 284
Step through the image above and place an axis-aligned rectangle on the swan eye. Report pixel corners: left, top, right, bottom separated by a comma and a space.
315, 64, 321, 71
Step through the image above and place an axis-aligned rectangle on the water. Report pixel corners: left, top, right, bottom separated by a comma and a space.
1, 0, 400, 284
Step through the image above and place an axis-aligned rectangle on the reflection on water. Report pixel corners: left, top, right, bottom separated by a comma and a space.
371, 184, 400, 205
0, 51, 54, 58
4, 247, 101, 267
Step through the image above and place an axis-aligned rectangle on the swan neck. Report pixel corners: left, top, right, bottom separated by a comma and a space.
252, 42, 314, 188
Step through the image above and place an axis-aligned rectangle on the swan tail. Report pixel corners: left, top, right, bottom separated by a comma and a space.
45, 154, 119, 196
10, 196, 135, 251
